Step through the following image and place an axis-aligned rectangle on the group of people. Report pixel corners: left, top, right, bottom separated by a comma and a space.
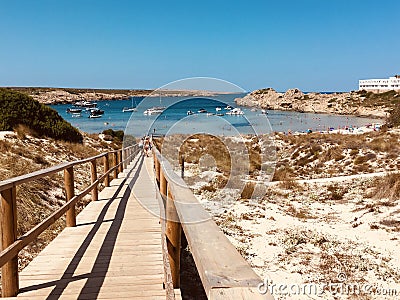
139, 135, 152, 157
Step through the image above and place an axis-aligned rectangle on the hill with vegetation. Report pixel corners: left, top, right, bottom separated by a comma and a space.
0, 88, 83, 143
236, 88, 400, 118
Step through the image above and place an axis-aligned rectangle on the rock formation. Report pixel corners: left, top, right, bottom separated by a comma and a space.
235, 88, 393, 118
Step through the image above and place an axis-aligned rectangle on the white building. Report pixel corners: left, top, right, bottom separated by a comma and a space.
359, 75, 400, 92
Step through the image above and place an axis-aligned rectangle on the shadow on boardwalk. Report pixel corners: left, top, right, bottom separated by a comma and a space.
19, 155, 144, 299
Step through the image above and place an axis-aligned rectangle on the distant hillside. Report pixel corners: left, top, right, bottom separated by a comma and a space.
235, 88, 400, 118
0, 88, 83, 143
3, 87, 225, 104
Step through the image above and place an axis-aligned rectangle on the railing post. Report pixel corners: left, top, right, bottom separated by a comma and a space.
104, 154, 110, 187
124, 149, 129, 169
90, 159, 98, 201
122, 149, 126, 169
1, 187, 19, 297
155, 156, 160, 184
113, 152, 118, 179
64, 167, 76, 227
118, 150, 123, 173
180, 155, 185, 179
166, 187, 181, 288
128, 147, 132, 164
160, 170, 167, 200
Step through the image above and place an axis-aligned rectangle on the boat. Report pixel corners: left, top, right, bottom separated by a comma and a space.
261, 109, 268, 115
207, 113, 215, 116
187, 110, 194, 115
122, 107, 137, 112
73, 101, 97, 108
143, 106, 165, 115
66, 108, 82, 113
226, 108, 244, 115
225, 105, 232, 110
215, 107, 222, 111
88, 108, 104, 115
197, 108, 207, 113
71, 113, 82, 118
122, 98, 137, 112
216, 113, 224, 116
88, 114, 102, 118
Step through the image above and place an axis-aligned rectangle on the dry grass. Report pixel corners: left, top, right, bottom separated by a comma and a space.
14, 124, 38, 139
155, 134, 263, 178
179, 134, 232, 176
275, 131, 400, 179
327, 183, 346, 200
240, 182, 255, 199
374, 173, 400, 201
0, 132, 117, 282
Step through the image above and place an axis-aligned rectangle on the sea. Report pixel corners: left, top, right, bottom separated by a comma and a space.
49, 93, 380, 138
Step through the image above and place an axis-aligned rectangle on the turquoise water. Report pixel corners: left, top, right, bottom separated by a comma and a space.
50, 94, 380, 136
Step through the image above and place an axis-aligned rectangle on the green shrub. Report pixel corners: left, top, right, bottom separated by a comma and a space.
0, 88, 83, 143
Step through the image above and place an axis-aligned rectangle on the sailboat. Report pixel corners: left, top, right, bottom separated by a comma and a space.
122, 98, 137, 112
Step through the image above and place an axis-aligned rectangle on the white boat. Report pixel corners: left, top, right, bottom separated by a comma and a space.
226, 108, 244, 115
88, 114, 102, 118
225, 105, 232, 110
143, 106, 165, 115
66, 108, 82, 113
74, 101, 97, 108
197, 108, 207, 113
122, 107, 137, 112
122, 98, 137, 112
207, 113, 215, 116
187, 110, 194, 115
261, 109, 268, 114
88, 108, 104, 115
215, 107, 222, 111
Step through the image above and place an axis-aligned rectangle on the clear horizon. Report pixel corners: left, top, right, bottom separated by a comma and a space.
1, 0, 399, 92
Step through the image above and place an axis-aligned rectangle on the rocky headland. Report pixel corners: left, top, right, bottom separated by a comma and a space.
5, 87, 225, 105
235, 88, 400, 118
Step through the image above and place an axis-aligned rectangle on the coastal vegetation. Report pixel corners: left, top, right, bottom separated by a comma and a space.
102, 128, 125, 142
387, 103, 400, 127
0, 132, 118, 278
6, 87, 152, 96
274, 131, 400, 179
163, 130, 400, 297
0, 88, 83, 143
236, 87, 400, 118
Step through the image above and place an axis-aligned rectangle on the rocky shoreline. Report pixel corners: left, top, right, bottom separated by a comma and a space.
6, 87, 225, 105
235, 88, 397, 118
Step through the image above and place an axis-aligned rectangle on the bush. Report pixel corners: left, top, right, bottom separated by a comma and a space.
388, 104, 400, 127
0, 88, 83, 143
102, 129, 124, 142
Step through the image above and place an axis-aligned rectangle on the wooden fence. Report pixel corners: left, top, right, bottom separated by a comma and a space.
152, 147, 274, 299
0, 145, 138, 297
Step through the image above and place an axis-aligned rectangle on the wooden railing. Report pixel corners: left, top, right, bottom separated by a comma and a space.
0, 144, 139, 297
152, 147, 274, 299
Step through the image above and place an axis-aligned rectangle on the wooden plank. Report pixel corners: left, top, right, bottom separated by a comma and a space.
154, 148, 272, 298
15, 154, 166, 299
210, 287, 273, 299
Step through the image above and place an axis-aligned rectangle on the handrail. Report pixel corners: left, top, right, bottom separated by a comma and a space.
0, 143, 138, 297
152, 147, 274, 299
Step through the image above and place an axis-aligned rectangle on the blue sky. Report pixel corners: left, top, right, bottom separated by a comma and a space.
0, 0, 399, 92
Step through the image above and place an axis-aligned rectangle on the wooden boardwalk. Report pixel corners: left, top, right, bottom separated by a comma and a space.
13, 154, 168, 299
